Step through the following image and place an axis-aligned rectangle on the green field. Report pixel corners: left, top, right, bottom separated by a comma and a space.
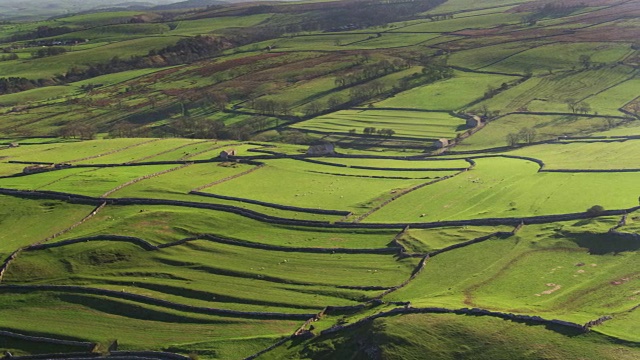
293, 109, 466, 139
376, 71, 520, 110
0, 0, 639, 358
366, 157, 639, 222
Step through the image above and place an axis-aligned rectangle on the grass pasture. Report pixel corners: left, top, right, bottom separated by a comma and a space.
482, 43, 634, 75
476, 65, 637, 114
376, 71, 520, 111
365, 157, 640, 222
0, 196, 95, 260
293, 109, 466, 140
0, 0, 639, 357
512, 140, 640, 170
458, 114, 614, 150
200, 158, 427, 214
386, 223, 639, 327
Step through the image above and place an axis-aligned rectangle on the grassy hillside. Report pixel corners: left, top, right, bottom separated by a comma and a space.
0, 0, 639, 359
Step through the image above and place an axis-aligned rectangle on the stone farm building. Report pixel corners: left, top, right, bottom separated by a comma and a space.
434, 138, 449, 148
219, 149, 237, 159
466, 115, 482, 128
307, 143, 335, 155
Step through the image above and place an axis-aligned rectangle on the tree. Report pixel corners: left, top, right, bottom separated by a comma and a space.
577, 102, 591, 115
605, 117, 616, 130
363, 127, 376, 135
380, 128, 395, 137
518, 127, 537, 144
565, 98, 578, 113
579, 54, 592, 70
586, 205, 605, 217
207, 91, 228, 111
327, 95, 343, 109
506, 133, 520, 147
303, 101, 322, 117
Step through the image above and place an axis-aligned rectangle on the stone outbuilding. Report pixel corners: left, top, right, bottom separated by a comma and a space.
8, 142, 19, 148
466, 115, 482, 128
306, 143, 335, 156
433, 138, 449, 149
219, 149, 237, 160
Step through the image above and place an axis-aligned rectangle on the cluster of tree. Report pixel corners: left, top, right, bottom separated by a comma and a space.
425, 13, 454, 21
520, 3, 584, 26
578, 54, 592, 70
0, 77, 44, 95
251, 99, 291, 117
0, 53, 18, 62
58, 123, 97, 140
506, 127, 537, 147
60, 35, 233, 83
483, 81, 517, 99
163, 115, 272, 140
349, 81, 386, 101
334, 59, 409, 88
302, 95, 345, 117
31, 46, 67, 59
565, 99, 592, 114
475, 105, 501, 119
6, 26, 75, 42
108, 122, 149, 138
359, 127, 395, 137
279, 0, 444, 33
397, 62, 453, 90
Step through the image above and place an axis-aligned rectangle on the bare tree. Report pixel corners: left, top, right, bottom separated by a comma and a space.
518, 127, 537, 144
506, 133, 520, 147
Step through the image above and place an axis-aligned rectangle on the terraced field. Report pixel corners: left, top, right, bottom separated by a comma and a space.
0, 0, 639, 358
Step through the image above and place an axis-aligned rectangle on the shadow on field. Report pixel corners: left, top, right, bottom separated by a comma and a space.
567, 233, 639, 255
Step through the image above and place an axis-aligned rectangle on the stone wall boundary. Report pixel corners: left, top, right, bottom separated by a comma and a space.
1, 188, 639, 231
67, 138, 161, 164
192, 164, 265, 191
101, 163, 191, 198
189, 191, 350, 216
0, 285, 314, 320
319, 306, 588, 336
129, 140, 210, 163
0, 329, 94, 349
0, 201, 106, 283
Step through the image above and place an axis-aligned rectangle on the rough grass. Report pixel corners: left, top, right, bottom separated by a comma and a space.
268, 312, 640, 360
386, 223, 639, 330
0, 196, 95, 260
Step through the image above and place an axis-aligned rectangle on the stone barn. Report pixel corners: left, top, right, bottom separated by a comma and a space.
466, 115, 481, 128
219, 149, 237, 160
434, 138, 449, 149
307, 143, 335, 156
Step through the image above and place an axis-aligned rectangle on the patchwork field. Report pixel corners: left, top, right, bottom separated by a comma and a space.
0, 0, 639, 359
